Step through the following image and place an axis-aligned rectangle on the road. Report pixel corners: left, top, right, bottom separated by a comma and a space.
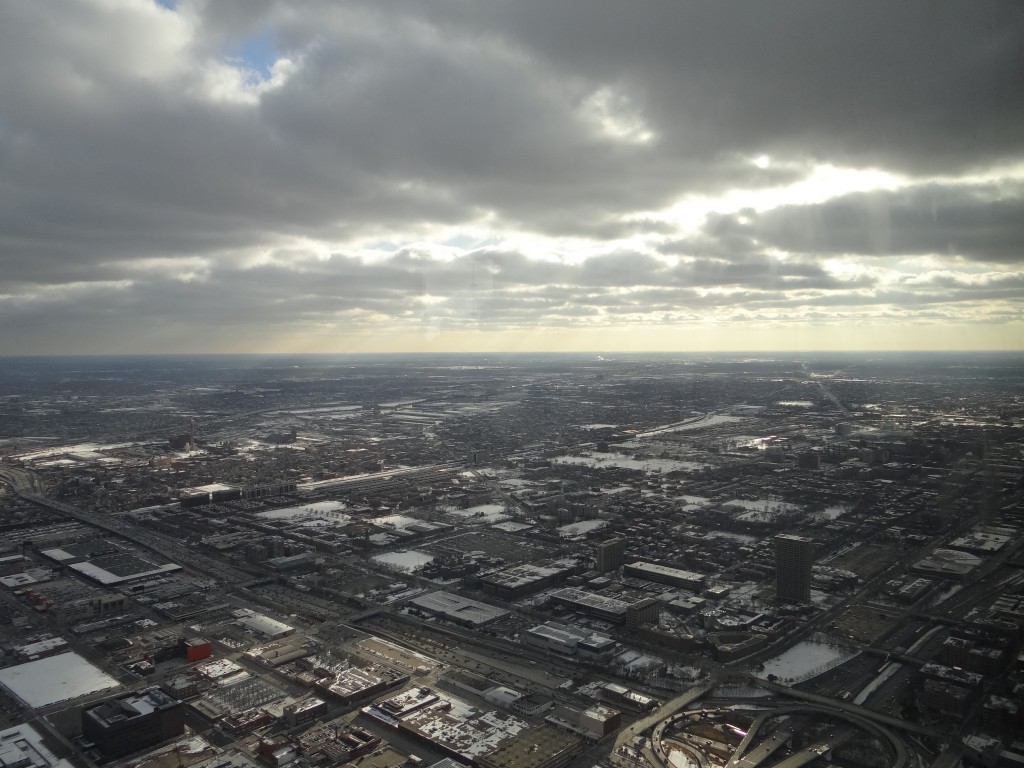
631, 413, 715, 439
17, 491, 253, 584
752, 677, 942, 740
0, 462, 256, 584
798, 363, 851, 417
610, 679, 718, 768
0, 465, 44, 494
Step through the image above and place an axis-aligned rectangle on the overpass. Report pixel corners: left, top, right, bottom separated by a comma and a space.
674, 705, 907, 768
726, 713, 791, 768
751, 676, 943, 739
610, 679, 718, 768
638, 675, 931, 768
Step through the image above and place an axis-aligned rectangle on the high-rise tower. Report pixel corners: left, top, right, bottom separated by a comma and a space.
595, 538, 626, 573
774, 534, 815, 603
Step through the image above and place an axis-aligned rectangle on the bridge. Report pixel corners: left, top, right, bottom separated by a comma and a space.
664, 705, 908, 768
623, 675, 935, 768
610, 679, 718, 768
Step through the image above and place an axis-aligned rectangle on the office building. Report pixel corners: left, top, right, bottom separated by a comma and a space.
626, 597, 660, 628
524, 622, 617, 661
82, 687, 184, 759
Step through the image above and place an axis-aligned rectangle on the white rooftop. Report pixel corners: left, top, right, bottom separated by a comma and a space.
0, 723, 74, 768
0, 652, 120, 708
183, 483, 236, 494
410, 591, 508, 626
233, 609, 294, 638
69, 560, 182, 585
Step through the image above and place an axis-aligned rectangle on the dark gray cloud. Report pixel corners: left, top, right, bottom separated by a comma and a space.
701, 182, 1024, 262
407, 0, 1024, 176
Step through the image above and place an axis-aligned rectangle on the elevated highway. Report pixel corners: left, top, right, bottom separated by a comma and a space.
610, 679, 718, 768
638, 676, 932, 768
751, 676, 942, 739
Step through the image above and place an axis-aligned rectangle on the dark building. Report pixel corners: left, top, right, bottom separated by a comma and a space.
774, 534, 815, 604
595, 538, 626, 573
797, 451, 821, 470
626, 597, 660, 628
479, 562, 577, 601
82, 687, 184, 759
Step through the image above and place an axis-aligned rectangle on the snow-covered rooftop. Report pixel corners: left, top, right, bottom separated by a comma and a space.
0, 652, 119, 708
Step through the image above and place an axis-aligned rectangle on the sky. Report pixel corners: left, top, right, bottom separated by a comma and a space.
2, 1, 1023, 355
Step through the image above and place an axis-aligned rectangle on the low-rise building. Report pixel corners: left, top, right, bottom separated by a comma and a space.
0, 724, 73, 768
477, 726, 582, 768
511, 693, 555, 719
547, 588, 629, 623
623, 562, 706, 591
598, 683, 655, 713
545, 703, 620, 740
409, 591, 509, 627
480, 561, 578, 601
524, 622, 616, 661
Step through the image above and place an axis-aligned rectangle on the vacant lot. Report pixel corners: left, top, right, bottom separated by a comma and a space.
829, 603, 902, 644
829, 542, 902, 579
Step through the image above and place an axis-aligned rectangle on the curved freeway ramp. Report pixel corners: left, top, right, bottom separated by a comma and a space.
610, 679, 717, 768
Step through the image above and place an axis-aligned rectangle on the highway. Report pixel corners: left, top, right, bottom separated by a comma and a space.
0, 465, 43, 494
610, 679, 717, 768
726, 713, 791, 768
752, 677, 942, 740
0, 469, 255, 585
797, 362, 851, 418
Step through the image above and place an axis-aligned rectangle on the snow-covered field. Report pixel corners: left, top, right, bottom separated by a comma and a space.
754, 638, 857, 683
553, 452, 706, 473
447, 504, 509, 524
557, 519, 608, 538
372, 550, 434, 572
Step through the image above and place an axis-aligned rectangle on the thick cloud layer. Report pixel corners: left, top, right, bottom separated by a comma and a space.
1, 0, 1023, 353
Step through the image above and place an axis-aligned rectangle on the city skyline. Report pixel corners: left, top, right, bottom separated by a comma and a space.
1, 1, 1023, 355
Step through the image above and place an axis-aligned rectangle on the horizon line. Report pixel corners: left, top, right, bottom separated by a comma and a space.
2, 348, 1023, 359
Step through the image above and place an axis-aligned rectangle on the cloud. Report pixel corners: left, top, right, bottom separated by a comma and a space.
704, 181, 1024, 263
0, 0, 1022, 352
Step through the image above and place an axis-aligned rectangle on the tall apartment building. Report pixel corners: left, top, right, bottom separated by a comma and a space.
773, 534, 815, 603
595, 538, 626, 573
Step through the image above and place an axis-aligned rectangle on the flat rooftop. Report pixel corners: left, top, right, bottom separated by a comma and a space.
86, 688, 178, 725
69, 553, 182, 585
913, 548, 983, 578
323, 666, 385, 698
0, 724, 73, 768
625, 561, 705, 583
548, 588, 630, 616
479, 726, 580, 768
528, 621, 613, 647
0, 652, 120, 708
480, 563, 567, 589
410, 591, 508, 626
233, 609, 294, 638
774, 534, 815, 544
